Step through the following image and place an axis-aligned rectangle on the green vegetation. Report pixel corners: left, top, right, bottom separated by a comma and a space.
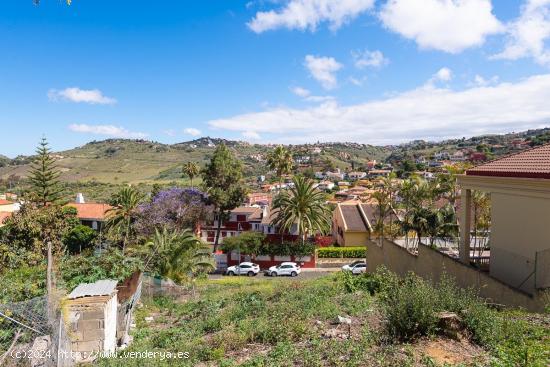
60, 248, 143, 291
182, 161, 200, 187
272, 176, 332, 244
63, 224, 97, 254
201, 144, 247, 250
0, 265, 46, 303
141, 227, 214, 284
28, 137, 63, 206
106, 186, 144, 251
96, 271, 549, 367
266, 145, 294, 191
221, 232, 316, 257
317, 246, 367, 258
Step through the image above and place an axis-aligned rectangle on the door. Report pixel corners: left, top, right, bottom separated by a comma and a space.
238, 264, 251, 275
279, 264, 292, 275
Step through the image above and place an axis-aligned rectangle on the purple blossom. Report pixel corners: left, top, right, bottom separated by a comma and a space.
135, 187, 211, 237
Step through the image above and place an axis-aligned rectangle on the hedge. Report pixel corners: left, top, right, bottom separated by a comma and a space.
316, 246, 366, 258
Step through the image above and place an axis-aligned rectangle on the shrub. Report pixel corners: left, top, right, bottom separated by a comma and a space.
0, 264, 46, 303
60, 247, 143, 290
64, 224, 97, 254
379, 272, 438, 341
317, 246, 366, 258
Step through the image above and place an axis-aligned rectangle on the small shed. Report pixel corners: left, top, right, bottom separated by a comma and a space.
65, 279, 118, 362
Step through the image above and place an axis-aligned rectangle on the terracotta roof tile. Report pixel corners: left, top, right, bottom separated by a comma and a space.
466, 143, 550, 179
67, 203, 113, 220
0, 200, 14, 205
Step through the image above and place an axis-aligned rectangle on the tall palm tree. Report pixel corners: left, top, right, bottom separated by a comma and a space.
182, 161, 200, 187
271, 176, 331, 244
266, 146, 294, 192
106, 186, 144, 252
369, 190, 392, 245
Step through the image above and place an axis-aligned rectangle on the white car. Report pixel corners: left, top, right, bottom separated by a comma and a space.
225, 262, 260, 276
342, 261, 367, 275
265, 262, 301, 277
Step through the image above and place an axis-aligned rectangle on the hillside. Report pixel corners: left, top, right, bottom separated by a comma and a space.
1, 127, 549, 188
0, 138, 390, 185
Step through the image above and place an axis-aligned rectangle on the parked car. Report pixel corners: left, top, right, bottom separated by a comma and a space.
225, 262, 260, 276
341, 261, 367, 275
265, 262, 301, 277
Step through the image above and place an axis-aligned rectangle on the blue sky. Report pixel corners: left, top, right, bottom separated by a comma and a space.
1, 0, 550, 157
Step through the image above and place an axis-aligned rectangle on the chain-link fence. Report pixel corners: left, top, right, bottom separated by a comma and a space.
0, 295, 67, 367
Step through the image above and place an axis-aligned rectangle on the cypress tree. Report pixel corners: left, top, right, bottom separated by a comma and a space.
29, 137, 62, 206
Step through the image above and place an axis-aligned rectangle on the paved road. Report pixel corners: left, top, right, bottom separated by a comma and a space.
209, 269, 338, 281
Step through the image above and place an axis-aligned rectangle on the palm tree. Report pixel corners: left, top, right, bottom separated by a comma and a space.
182, 161, 200, 187
266, 146, 294, 192
106, 186, 144, 252
471, 190, 490, 259
271, 176, 332, 244
145, 227, 215, 286
399, 177, 430, 248
369, 190, 392, 246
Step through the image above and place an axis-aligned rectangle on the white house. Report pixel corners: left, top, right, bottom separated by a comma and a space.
347, 171, 367, 180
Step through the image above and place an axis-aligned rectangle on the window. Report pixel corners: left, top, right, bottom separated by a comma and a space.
240, 264, 251, 269
236, 214, 246, 222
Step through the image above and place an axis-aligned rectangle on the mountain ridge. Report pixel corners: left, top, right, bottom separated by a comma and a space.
1, 127, 549, 185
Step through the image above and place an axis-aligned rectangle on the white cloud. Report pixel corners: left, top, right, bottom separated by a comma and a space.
242, 131, 262, 140
493, 0, 550, 66
379, 0, 503, 53
48, 87, 116, 105
472, 74, 499, 86
304, 55, 343, 89
305, 95, 335, 103
68, 124, 147, 139
352, 49, 388, 69
184, 128, 202, 136
247, 0, 375, 33
349, 76, 366, 86
208, 74, 550, 145
290, 86, 334, 102
291, 86, 311, 98
434, 67, 453, 82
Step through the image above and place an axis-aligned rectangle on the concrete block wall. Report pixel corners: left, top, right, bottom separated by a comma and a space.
66, 294, 117, 362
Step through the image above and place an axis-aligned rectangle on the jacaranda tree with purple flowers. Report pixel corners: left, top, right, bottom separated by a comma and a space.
135, 187, 211, 238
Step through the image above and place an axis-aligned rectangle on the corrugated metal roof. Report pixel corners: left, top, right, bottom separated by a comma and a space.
467, 143, 550, 179
68, 279, 118, 299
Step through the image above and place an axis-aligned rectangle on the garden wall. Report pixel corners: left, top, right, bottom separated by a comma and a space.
366, 239, 547, 312
223, 252, 316, 269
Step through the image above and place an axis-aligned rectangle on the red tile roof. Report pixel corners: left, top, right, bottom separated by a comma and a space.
466, 143, 550, 179
0, 200, 14, 205
66, 203, 113, 221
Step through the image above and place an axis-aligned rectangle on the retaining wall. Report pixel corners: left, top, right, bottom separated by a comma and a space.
366, 239, 547, 312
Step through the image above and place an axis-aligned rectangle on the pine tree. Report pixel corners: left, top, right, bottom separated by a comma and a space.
29, 137, 62, 206
201, 144, 246, 251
